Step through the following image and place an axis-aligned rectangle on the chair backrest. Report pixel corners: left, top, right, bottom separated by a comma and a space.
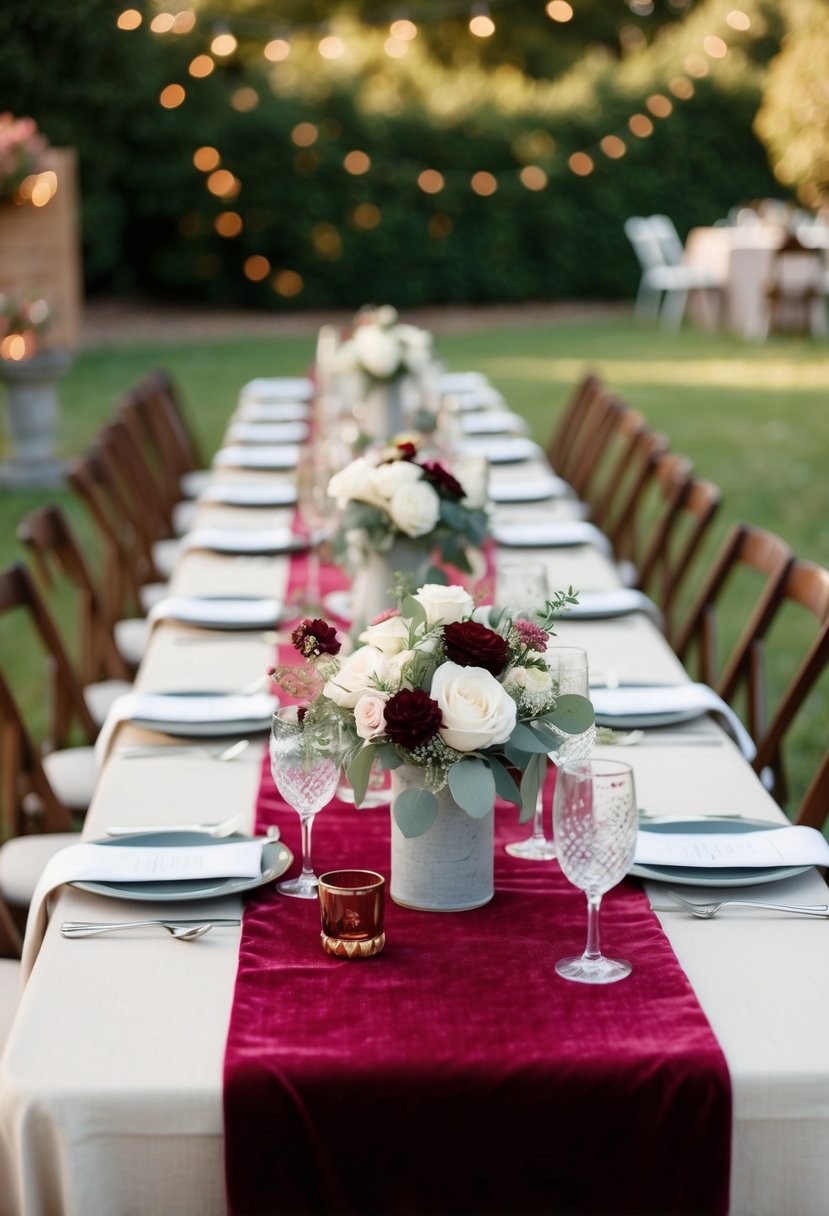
635, 471, 723, 635
117, 372, 201, 520
0, 564, 96, 836
624, 217, 667, 272
558, 393, 627, 499
648, 215, 685, 267
545, 372, 604, 475
605, 444, 687, 581
17, 504, 132, 686
748, 562, 829, 807
67, 449, 150, 623
672, 523, 795, 687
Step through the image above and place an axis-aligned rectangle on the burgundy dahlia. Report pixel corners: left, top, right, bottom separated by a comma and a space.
396, 440, 418, 462
420, 460, 465, 501
291, 618, 341, 659
383, 689, 443, 750
443, 620, 511, 676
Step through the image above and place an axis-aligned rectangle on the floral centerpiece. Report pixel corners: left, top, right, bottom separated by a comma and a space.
0, 113, 48, 202
334, 305, 434, 440
0, 291, 51, 362
328, 439, 489, 620
272, 583, 592, 911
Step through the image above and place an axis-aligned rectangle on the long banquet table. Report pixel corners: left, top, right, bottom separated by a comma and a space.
2, 379, 829, 1216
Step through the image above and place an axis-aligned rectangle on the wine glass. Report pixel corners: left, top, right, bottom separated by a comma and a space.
293, 441, 340, 616
269, 706, 342, 898
546, 646, 596, 766
493, 559, 549, 622
504, 641, 587, 863
553, 758, 638, 984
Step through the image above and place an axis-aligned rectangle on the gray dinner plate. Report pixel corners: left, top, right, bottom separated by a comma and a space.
167, 596, 281, 631
130, 690, 274, 738
71, 832, 292, 901
631, 818, 812, 888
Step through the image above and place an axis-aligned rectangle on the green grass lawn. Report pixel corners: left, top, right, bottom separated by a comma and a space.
1, 311, 827, 824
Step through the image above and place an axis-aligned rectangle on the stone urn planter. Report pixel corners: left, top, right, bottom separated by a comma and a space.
0, 347, 72, 488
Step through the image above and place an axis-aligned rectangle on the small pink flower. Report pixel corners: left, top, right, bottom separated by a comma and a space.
514, 619, 549, 653
370, 607, 402, 625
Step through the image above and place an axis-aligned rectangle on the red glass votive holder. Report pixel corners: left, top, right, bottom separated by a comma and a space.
318, 870, 385, 960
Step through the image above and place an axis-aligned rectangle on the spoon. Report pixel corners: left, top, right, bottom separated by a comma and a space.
60, 920, 234, 940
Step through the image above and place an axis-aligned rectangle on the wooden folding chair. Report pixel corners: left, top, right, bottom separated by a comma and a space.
17, 504, 144, 684
545, 372, 604, 476
606, 448, 691, 589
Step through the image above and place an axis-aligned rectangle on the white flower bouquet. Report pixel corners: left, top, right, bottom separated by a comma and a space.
272, 583, 593, 839
334, 305, 433, 382
328, 439, 489, 583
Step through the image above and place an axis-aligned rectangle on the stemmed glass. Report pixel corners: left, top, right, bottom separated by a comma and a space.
269, 706, 342, 899
293, 441, 340, 616
553, 758, 638, 984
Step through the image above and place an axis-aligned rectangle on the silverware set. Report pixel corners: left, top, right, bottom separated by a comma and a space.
61, 919, 241, 941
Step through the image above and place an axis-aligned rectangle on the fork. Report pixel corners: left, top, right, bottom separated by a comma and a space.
663, 889, 829, 919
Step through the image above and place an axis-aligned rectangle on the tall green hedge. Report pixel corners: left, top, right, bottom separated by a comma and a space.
0, 0, 785, 309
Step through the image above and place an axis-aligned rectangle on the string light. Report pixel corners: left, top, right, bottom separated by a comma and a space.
469, 5, 496, 38
291, 122, 318, 147
600, 135, 626, 159
211, 27, 237, 57
172, 11, 196, 35
116, 9, 142, 30
193, 146, 220, 171
264, 39, 291, 62
343, 150, 371, 175
390, 19, 417, 40
726, 9, 751, 30
273, 270, 303, 298
703, 34, 728, 58
244, 255, 271, 282
646, 93, 673, 117
159, 84, 186, 108
519, 165, 548, 190
215, 211, 243, 237
188, 55, 215, 78
545, 2, 573, 22
470, 170, 497, 195
150, 13, 175, 34
318, 35, 345, 59
418, 169, 445, 194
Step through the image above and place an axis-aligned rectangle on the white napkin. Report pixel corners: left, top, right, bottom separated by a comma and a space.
237, 400, 309, 423
493, 519, 613, 556
591, 683, 756, 760
213, 445, 301, 470
95, 691, 276, 768
183, 527, 302, 555
489, 475, 571, 503
456, 436, 542, 464
460, 411, 529, 436
635, 824, 829, 869
148, 596, 281, 629
563, 589, 663, 624
20, 839, 263, 982
198, 482, 297, 508
227, 421, 309, 445
239, 376, 314, 402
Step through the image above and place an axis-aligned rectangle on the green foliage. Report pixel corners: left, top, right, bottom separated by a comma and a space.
0, 0, 786, 308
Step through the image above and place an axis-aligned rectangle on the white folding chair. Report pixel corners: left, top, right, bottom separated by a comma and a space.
624, 215, 724, 331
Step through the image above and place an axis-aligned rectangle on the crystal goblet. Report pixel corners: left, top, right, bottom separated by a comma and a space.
553, 758, 638, 984
269, 706, 342, 899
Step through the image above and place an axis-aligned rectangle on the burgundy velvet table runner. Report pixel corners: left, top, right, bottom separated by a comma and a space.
223, 558, 732, 1216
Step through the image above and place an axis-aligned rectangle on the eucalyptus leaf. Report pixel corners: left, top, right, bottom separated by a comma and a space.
393, 786, 439, 838
519, 753, 546, 823
346, 745, 376, 807
540, 694, 595, 736
510, 722, 554, 754
488, 756, 522, 807
341, 500, 386, 534
448, 757, 496, 819
375, 743, 403, 770
401, 595, 427, 630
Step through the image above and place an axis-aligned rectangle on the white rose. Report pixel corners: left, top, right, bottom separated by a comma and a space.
354, 324, 401, 378
386, 648, 418, 685
388, 480, 441, 538
322, 646, 390, 708
359, 614, 410, 656
354, 694, 389, 741
374, 305, 399, 327
431, 661, 517, 752
413, 583, 474, 626
328, 457, 384, 510
507, 666, 553, 696
367, 459, 422, 502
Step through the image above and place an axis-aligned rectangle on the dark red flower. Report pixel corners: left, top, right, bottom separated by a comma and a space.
396, 440, 418, 462
291, 618, 341, 659
296, 705, 308, 723
420, 460, 465, 501
443, 620, 511, 676
383, 689, 443, 750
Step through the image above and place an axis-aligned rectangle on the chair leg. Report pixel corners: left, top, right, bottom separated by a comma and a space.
635, 280, 661, 323
660, 288, 688, 332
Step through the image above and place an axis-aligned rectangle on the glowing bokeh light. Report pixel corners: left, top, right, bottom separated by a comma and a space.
384, 37, 408, 58
206, 168, 240, 198
193, 146, 220, 171
390, 19, 417, 40
519, 165, 548, 190
600, 135, 626, 159
117, 9, 142, 30
150, 13, 175, 34
172, 11, 196, 34
628, 113, 654, 137
264, 39, 291, 62
30, 171, 58, 206
273, 270, 304, 297
244, 255, 271, 282
318, 36, 345, 59
231, 87, 259, 112
471, 171, 497, 196
344, 150, 371, 175
215, 211, 243, 238
726, 10, 750, 31
0, 335, 28, 361
703, 35, 728, 59
646, 93, 673, 118
418, 169, 445, 194
188, 55, 214, 78
211, 31, 237, 56
545, 1, 573, 21
311, 223, 343, 257
352, 203, 381, 229
469, 14, 496, 37
159, 84, 186, 109
292, 123, 318, 147
568, 152, 594, 176
668, 76, 694, 99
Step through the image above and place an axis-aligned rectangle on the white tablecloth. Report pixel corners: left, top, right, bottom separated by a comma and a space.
2, 411, 829, 1216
